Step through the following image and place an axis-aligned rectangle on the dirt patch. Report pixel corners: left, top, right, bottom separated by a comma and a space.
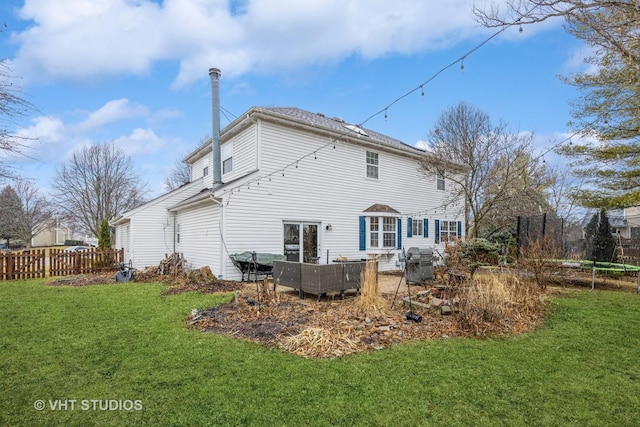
46, 272, 117, 286
163, 279, 245, 295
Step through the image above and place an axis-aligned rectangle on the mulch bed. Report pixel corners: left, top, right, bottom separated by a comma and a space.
189, 292, 467, 358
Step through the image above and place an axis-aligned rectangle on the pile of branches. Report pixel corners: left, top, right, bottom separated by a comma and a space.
135, 253, 188, 283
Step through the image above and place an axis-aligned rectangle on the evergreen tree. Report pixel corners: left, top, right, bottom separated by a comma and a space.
98, 218, 111, 249
0, 185, 24, 247
590, 208, 617, 263
583, 212, 598, 257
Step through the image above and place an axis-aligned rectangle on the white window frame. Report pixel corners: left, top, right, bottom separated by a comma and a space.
412, 219, 423, 237
222, 142, 233, 175
366, 151, 379, 179
440, 220, 457, 242
437, 170, 445, 191
368, 215, 396, 249
222, 157, 233, 175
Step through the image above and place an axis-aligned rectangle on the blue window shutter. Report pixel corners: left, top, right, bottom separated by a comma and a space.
407, 217, 413, 238
457, 221, 462, 238
359, 216, 366, 251
435, 219, 440, 244
397, 218, 402, 249
424, 219, 428, 238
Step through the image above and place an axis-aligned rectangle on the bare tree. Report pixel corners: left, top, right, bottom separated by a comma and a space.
475, 1, 640, 208
0, 61, 37, 181
50, 143, 147, 238
12, 180, 54, 248
474, 1, 639, 68
163, 157, 191, 191
422, 102, 552, 238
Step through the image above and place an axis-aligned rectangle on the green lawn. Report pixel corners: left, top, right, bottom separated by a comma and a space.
1, 280, 639, 426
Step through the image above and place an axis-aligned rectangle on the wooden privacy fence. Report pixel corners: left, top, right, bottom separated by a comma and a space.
0, 248, 124, 281
0, 250, 46, 281
49, 248, 124, 277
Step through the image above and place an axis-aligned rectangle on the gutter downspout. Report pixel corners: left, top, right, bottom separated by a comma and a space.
210, 194, 225, 278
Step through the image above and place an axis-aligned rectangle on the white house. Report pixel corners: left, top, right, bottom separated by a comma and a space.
609, 206, 640, 239
111, 69, 464, 280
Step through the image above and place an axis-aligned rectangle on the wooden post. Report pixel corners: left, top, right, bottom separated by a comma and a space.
7, 253, 14, 280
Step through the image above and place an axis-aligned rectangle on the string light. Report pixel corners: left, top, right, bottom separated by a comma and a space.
217, 8, 609, 199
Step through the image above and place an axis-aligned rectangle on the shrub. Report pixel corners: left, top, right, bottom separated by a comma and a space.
518, 235, 563, 290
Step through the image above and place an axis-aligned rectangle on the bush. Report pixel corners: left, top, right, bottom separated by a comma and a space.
518, 235, 563, 290
64, 240, 84, 246
443, 238, 501, 278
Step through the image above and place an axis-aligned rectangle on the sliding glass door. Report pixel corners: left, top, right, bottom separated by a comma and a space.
283, 222, 319, 263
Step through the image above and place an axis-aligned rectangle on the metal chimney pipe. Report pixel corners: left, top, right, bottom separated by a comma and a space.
209, 67, 222, 188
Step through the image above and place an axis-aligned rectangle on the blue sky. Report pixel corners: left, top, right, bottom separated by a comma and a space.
0, 0, 585, 198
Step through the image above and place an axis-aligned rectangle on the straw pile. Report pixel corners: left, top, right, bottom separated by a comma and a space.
282, 327, 360, 358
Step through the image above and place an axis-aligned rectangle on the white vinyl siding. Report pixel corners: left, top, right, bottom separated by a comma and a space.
175, 205, 219, 272
112, 180, 204, 270
216, 118, 459, 277
117, 111, 464, 280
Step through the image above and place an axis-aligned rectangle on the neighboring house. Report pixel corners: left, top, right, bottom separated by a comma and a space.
30, 218, 70, 247
609, 206, 640, 239
111, 70, 464, 280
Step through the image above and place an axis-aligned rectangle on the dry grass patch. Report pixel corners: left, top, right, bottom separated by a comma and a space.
355, 259, 388, 317
457, 272, 547, 336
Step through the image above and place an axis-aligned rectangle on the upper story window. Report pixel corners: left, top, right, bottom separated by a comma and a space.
366, 151, 379, 179
223, 157, 233, 174
203, 165, 209, 177
222, 142, 233, 175
437, 170, 445, 191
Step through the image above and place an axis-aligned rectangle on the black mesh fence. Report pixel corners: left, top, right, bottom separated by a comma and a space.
516, 214, 564, 253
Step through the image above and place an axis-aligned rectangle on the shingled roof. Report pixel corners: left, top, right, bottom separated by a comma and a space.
257, 107, 424, 154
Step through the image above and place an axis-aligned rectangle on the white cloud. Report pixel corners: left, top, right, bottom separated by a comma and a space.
9, 0, 524, 88
17, 115, 66, 143
73, 99, 148, 133
112, 128, 168, 156
11, 98, 169, 167
563, 45, 599, 75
